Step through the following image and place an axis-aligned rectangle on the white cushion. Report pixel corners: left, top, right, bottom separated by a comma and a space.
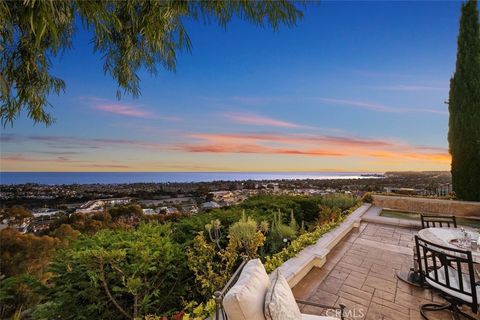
426, 266, 480, 304
265, 270, 302, 320
223, 259, 270, 320
301, 315, 340, 320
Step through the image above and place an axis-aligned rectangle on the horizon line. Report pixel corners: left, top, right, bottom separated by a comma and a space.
0, 170, 449, 173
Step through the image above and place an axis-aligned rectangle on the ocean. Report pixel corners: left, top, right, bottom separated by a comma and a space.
0, 172, 382, 185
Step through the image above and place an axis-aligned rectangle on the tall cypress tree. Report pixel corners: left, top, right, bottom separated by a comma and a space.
448, 0, 480, 201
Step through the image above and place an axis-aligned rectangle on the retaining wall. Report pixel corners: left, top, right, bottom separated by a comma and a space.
372, 195, 480, 217
278, 203, 372, 287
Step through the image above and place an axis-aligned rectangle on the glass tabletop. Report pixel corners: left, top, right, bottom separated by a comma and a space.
418, 227, 480, 263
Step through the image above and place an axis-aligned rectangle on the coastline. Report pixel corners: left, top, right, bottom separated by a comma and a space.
0, 171, 384, 185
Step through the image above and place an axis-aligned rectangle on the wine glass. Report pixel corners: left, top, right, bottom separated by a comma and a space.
464, 232, 472, 249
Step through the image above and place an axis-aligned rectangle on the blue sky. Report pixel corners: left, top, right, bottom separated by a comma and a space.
1, 1, 468, 172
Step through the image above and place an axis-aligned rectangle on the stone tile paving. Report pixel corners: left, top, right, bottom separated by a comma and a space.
292, 222, 478, 320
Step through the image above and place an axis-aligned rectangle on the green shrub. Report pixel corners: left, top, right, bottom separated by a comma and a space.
173, 208, 242, 244
264, 202, 361, 273
0, 274, 45, 319
316, 206, 342, 228
229, 212, 258, 244
240, 195, 323, 224
318, 193, 357, 210
185, 215, 267, 320
264, 218, 343, 273
266, 211, 297, 254
12, 195, 360, 320
35, 223, 190, 320
229, 212, 267, 259
362, 192, 373, 203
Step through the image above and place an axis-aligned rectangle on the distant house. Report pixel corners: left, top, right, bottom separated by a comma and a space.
166, 207, 179, 215
30, 220, 54, 233
32, 208, 63, 218
150, 206, 182, 215
16, 222, 29, 234
210, 191, 234, 201
182, 205, 199, 214
76, 197, 131, 214
142, 208, 156, 215
294, 188, 327, 196
201, 201, 221, 210
384, 187, 427, 196
156, 207, 168, 214
138, 197, 196, 209
436, 184, 452, 197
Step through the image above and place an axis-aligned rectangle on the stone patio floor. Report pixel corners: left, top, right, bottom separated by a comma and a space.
292, 222, 478, 320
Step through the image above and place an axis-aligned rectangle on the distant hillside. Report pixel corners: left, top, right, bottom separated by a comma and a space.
385, 171, 451, 179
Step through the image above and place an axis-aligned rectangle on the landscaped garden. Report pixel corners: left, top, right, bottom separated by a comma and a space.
0, 194, 360, 320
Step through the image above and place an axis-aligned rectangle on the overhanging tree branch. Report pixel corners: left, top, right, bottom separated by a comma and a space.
0, 0, 307, 126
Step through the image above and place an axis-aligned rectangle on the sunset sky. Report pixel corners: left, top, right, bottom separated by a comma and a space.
0, 1, 464, 172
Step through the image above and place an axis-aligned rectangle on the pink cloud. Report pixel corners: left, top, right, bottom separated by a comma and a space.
221, 112, 303, 128
178, 131, 450, 163
80, 96, 181, 120
1, 154, 87, 163
178, 143, 345, 157
1, 153, 132, 169
188, 132, 396, 148
94, 103, 155, 118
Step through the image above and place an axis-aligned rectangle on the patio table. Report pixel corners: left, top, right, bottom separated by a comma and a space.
398, 227, 480, 285
418, 227, 480, 264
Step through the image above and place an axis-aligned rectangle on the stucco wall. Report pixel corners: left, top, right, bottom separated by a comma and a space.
372, 195, 480, 217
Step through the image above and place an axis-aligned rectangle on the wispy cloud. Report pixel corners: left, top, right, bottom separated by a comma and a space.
178, 143, 345, 157
37, 151, 80, 155
81, 96, 181, 120
188, 133, 396, 148
0, 134, 19, 142
1, 153, 132, 169
231, 96, 289, 106
176, 131, 450, 163
350, 69, 414, 78
221, 112, 304, 128
140, 162, 235, 171
315, 97, 447, 115
366, 150, 450, 163
110, 122, 182, 135
1, 154, 86, 164
94, 103, 155, 118
76, 164, 132, 169
372, 84, 447, 92
2, 134, 166, 151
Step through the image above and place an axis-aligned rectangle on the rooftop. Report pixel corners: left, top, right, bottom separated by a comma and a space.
292, 221, 477, 320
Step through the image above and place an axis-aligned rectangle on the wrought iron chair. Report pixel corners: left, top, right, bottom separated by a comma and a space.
415, 235, 479, 319
421, 214, 457, 229
398, 214, 459, 286
214, 260, 346, 320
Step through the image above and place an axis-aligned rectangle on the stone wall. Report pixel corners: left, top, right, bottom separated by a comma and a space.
372, 195, 480, 217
